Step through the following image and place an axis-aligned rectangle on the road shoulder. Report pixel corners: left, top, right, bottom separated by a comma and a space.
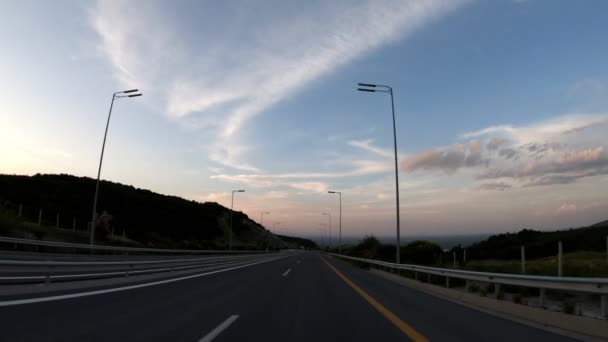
370, 267, 608, 341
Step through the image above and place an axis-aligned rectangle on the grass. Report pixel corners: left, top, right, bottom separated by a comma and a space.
464, 252, 608, 277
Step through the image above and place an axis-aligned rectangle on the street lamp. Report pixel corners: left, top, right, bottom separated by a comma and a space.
90, 89, 142, 245
230, 189, 246, 250
357, 82, 401, 263
322, 212, 331, 247
328, 191, 342, 254
260, 211, 270, 227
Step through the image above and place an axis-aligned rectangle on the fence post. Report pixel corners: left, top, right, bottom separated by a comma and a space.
521, 245, 526, 274
558, 241, 563, 277
539, 288, 546, 308
38, 209, 42, 226
18, 204, 22, 217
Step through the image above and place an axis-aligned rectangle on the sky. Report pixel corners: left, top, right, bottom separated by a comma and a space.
1, 0, 608, 241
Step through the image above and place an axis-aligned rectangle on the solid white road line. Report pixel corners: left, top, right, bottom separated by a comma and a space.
282, 268, 291, 277
199, 315, 239, 342
0, 255, 290, 307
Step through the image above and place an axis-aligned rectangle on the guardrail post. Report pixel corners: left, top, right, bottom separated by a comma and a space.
453, 251, 456, 268
427, 273, 431, 283
465, 280, 470, 291
18, 204, 22, 217
494, 283, 501, 298
56, 213, 59, 229
558, 241, 563, 277
463, 249, 466, 264
445, 277, 450, 288
539, 288, 546, 308
602, 295, 607, 319
38, 209, 42, 226
73, 217, 76, 231
414, 271, 418, 281
521, 245, 526, 274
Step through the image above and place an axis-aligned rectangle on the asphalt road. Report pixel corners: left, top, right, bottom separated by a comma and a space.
0, 251, 576, 341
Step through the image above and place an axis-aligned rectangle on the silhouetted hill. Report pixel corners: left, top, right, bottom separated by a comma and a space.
275, 234, 318, 249
0, 173, 314, 250
464, 221, 608, 260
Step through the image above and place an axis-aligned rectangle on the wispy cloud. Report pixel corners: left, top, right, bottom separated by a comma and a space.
90, 0, 470, 171
348, 139, 392, 158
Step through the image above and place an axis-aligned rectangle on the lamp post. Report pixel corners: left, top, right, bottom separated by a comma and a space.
260, 211, 270, 227
357, 82, 401, 263
90, 89, 142, 245
230, 190, 246, 250
328, 191, 342, 254
322, 212, 331, 247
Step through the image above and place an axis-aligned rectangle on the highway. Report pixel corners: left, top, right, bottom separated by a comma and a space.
0, 251, 575, 341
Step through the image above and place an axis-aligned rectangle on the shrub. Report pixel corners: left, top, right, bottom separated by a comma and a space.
563, 300, 575, 314
513, 294, 522, 304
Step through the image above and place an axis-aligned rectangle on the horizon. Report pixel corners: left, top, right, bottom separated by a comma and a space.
2, 1, 608, 239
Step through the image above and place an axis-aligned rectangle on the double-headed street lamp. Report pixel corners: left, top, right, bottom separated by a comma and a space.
328, 191, 342, 254
357, 82, 401, 263
260, 211, 270, 227
322, 212, 331, 247
90, 89, 142, 245
229, 189, 246, 250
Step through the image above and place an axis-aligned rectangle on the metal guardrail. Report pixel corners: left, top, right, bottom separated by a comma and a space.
327, 253, 608, 318
0, 254, 277, 284
0, 236, 274, 254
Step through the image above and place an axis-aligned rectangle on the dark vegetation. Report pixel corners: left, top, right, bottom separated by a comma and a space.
275, 234, 318, 249
0, 173, 318, 250
342, 220, 608, 277
343, 236, 443, 266
465, 221, 608, 260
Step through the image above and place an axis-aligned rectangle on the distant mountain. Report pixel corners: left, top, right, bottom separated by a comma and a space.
464, 220, 608, 260
0, 173, 317, 250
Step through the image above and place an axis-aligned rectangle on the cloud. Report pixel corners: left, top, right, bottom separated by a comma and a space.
401, 113, 608, 187
348, 139, 392, 158
462, 113, 608, 143
402, 141, 484, 174
556, 203, 577, 215
498, 147, 519, 160
479, 146, 608, 186
486, 137, 508, 151
478, 182, 511, 191
289, 182, 328, 193
90, 0, 470, 171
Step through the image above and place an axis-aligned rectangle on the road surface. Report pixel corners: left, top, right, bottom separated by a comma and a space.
0, 251, 575, 341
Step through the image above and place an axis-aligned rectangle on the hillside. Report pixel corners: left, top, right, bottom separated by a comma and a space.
463, 220, 608, 260
0, 173, 317, 250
